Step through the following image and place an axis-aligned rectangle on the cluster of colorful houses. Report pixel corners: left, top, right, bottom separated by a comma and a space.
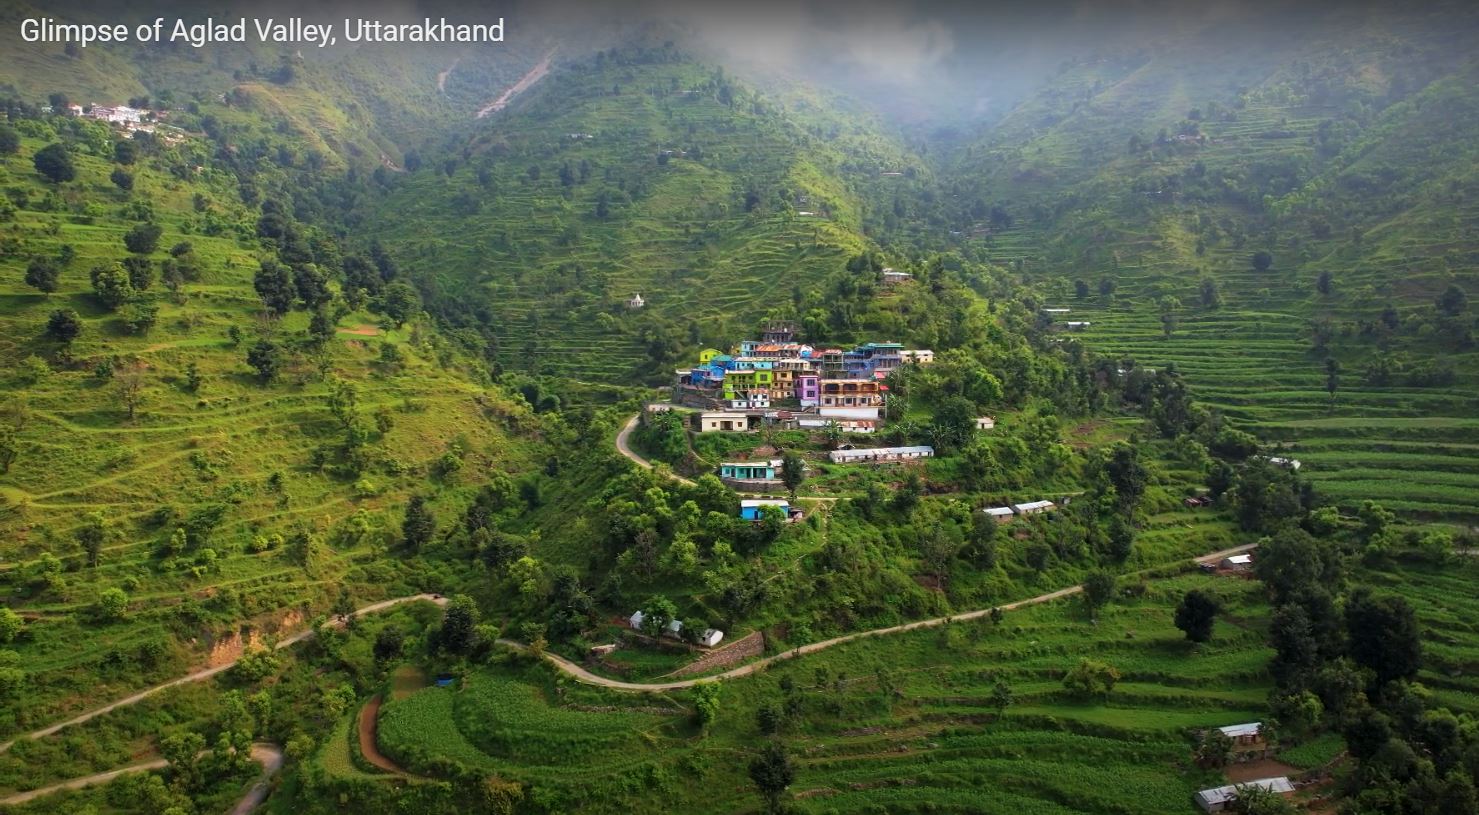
674, 321, 938, 436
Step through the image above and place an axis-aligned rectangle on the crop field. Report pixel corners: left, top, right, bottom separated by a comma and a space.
374, 557, 1479, 813
371, 56, 916, 385
937, 13, 1479, 527
371, 571, 1273, 813
377, 668, 684, 783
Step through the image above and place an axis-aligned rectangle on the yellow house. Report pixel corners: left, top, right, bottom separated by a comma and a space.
698, 348, 723, 365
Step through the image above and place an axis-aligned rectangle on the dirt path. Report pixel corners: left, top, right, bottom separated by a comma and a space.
356, 696, 407, 774
0, 595, 448, 754
502, 542, 1257, 692
476, 47, 556, 118
437, 57, 460, 93
615, 413, 696, 486
0, 742, 282, 810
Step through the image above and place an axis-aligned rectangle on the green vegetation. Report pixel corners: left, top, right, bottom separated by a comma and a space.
2, 4, 1478, 814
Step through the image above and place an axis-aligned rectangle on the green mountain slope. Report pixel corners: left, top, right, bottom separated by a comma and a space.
938, 5, 1479, 522
369, 46, 924, 386
0, 104, 542, 730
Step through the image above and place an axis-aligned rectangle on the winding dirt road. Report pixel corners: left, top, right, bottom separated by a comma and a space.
0, 742, 283, 810
615, 413, 696, 486
0, 594, 448, 754
501, 541, 1256, 691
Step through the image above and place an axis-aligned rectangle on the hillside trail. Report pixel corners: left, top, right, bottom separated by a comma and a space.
615, 412, 838, 502
356, 695, 408, 774
615, 413, 697, 486
476, 46, 556, 118
500, 540, 1257, 692
0, 742, 282, 811
437, 57, 460, 93
0, 595, 447, 754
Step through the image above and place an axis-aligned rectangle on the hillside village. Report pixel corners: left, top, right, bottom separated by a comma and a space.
672, 319, 939, 435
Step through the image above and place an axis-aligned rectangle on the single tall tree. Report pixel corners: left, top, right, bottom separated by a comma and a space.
1174, 589, 1220, 643
402, 495, 435, 551
1082, 570, 1116, 618
32, 143, 75, 183
748, 741, 795, 815
780, 452, 805, 499
45, 309, 81, 343
25, 259, 60, 293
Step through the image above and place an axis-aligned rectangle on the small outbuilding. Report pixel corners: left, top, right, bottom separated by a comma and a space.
1216, 722, 1269, 760
1194, 777, 1294, 813
740, 498, 791, 521
1013, 500, 1056, 516
1221, 554, 1253, 572
975, 416, 996, 431
982, 506, 1015, 523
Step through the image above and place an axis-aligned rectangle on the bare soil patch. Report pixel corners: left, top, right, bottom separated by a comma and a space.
1225, 757, 1301, 783
357, 695, 407, 774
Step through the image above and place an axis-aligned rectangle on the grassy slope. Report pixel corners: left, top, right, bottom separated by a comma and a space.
0, 126, 539, 732
945, 6, 1479, 522
354, 570, 1265, 813
369, 52, 919, 385
331, 555, 1479, 814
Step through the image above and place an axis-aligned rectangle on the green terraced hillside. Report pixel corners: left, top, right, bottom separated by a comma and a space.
369, 46, 924, 385
939, 4, 1479, 523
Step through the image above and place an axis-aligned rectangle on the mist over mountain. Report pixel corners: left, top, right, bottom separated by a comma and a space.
1, 1, 1478, 813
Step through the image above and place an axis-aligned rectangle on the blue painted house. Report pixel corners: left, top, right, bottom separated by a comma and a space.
720, 459, 783, 482
739, 498, 790, 520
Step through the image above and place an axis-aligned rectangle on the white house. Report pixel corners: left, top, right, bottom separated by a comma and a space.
1043, 307, 1071, 314
1013, 500, 1056, 516
1064, 321, 1092, 331
1268, 456, 1302, 470
982, 506, 1015, 523
628, 610, 683, 637
828, 445, 934, 465
698, 629, 724, 647
726, 392, 770, 410
975, 416, 996, 431
1194, 777, 1294, 813
1221, 554, 1254, 571
818, 406, 882, 421
900, 349, 935, 365
627, 293, 645, 309
698, 412, 751, 433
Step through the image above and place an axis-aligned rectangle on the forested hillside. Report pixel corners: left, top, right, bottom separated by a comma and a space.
2, 4, 1478, 814
928, 4, 1479, 522
369, 44, 926, 388
0, 56, 554, 738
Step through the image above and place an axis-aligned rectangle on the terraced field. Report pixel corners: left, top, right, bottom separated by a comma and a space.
0, 130, 540, 733
373, 55, 901, 385
1060, 291, 1479, 523
945, 28, 1479, 526
366, 571, 1281, 813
